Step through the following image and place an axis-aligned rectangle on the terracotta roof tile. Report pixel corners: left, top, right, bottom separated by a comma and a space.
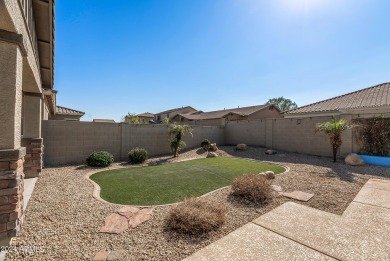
156, 106, 196, 114
55, 106, 85, 115
178, 104, 272, 120
136, 112, 154, 118
285, 82, 390, 114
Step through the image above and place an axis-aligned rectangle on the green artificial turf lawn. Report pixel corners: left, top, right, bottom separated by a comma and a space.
90, 157, 285, 205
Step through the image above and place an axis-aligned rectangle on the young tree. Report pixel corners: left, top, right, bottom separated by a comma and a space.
168, 124, 193, 157
316, 116, 350, 162
162, 117, 170, 124
266, 97, 298, 112
122, 113, 141, 124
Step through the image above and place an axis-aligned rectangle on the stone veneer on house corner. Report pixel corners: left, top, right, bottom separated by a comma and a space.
22, 138, 43, 178
0, 148, 25, 245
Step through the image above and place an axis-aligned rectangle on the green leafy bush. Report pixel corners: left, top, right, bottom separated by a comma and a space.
86, 151, 114, 167
162, 117, 170, 124
128, 147, 148, 164
354, 116, 390, 156
201, 139, 211, 150
165, 197, 226, 235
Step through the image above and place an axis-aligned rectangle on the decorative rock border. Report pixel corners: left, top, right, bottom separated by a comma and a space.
85, 157, 290, 208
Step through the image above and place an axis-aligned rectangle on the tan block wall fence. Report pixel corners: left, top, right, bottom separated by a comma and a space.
42, 115, 361, 165
42, 121, 224, 165
225, 115, 357, 158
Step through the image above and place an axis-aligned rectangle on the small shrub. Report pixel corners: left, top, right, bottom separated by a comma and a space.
201, 139, 211, 150
231, 174, 272, 204
165, 197, 226, 235
128, 147, 148, 164
86, 151, 114, 167
162, 117, 170, 124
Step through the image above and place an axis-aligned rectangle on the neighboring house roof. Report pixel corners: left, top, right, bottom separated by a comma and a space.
156, 106, 196, 115
136, 112, 155, 118
93, 119, 116, 123
285, 82, 390, 115
55, 106, 85, 116
177, 104, 275, 120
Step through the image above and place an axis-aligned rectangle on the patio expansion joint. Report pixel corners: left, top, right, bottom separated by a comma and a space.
249, 220, 341, 261
352, 200, 390, 210
363, 185, 390, 192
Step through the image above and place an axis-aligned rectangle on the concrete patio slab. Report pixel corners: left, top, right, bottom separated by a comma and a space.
353, 186, 390, 209
253, 202, 390, 260
343, 202, 390, 225
183, 223, 335, 261
23, 177, 37, 212
363, 178, 390, 191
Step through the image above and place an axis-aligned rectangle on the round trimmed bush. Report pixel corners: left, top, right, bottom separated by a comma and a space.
201, 139, 211, 150
165, 197, 226, 235
128, 147, 148, 164
86, 151, 114, 167
231, 174, 272, 204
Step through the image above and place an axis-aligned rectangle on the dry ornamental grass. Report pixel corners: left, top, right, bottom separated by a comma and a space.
165, 197, 226, 235
232, 174, 273, 204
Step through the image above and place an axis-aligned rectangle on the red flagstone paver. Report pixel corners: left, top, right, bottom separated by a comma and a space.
100, 213, 129, 234
129, 208, 153, 228
117, 206, 140, 219
93, 251, 109, 261
107, 250, 122, 260
280, 191, 314, 202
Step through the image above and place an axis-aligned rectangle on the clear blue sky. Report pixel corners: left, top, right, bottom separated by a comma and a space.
55, 0, 390, 122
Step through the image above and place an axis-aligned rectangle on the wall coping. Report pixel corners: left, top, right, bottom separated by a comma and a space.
0, 147, 26, 161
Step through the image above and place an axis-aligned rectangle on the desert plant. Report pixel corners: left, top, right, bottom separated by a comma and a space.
162, 117, 170, 124
354, 116, 390, 156
165, 197, 226, 235
316, 116, 350, 162
86, 151, 114, 167
201, 139, 211, 150
128, 147, 148, 164
122, 113, 141, 124
168, 124, 193, 157
231, 174, 272, 204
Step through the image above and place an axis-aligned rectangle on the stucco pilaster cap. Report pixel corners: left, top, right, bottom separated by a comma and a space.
0, 147, 26, 161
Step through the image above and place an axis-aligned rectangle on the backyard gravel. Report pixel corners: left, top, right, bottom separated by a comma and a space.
6, 146, 390, 260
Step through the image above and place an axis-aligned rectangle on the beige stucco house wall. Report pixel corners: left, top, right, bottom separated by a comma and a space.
155, 106, 197, 122
0, 0, 55, 245
136, 112, 154, 123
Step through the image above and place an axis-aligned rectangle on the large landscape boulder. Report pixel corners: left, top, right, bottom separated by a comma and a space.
236, 144, 247, 151
345, 153, 365, 166
207, 152, 218, 158
265, 171, 275, 180
265, 149, 277, 155
209, 143, 218, 152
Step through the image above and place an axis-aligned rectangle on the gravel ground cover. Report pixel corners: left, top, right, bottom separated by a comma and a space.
7, 146, 390, 260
